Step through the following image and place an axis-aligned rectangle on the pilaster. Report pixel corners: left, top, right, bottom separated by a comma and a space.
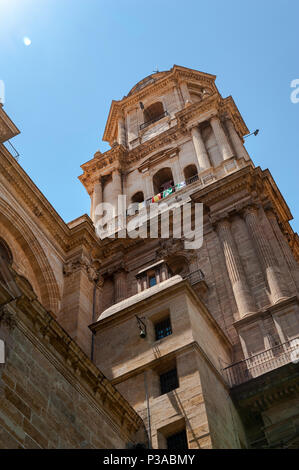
266, 209, 299, 292
243, 206, 289, 304
60, 251, 100, 356
216, 217, 256, 318
210, 116, 234, 161
225, 118, 250, 161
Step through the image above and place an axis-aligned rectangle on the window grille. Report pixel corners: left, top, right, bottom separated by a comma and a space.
155, 317, 172, 340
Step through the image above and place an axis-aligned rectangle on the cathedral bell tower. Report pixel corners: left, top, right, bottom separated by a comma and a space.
79, 65, 252, 231
79, 66, 299, 449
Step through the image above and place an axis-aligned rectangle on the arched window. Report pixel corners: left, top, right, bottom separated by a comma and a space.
131, 191, 144, 204
141, 102, 166, 129
144, 102, 164, 121
184, 164, 198, 182
153, 167, 174, 194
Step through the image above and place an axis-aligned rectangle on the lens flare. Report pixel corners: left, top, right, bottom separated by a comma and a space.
23, 36, 31, 46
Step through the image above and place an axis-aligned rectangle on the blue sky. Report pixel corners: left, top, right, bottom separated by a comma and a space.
0, 0, 298, 231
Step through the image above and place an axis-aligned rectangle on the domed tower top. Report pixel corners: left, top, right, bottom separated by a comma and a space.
103, 65, 227, 148
80, 65, 252, 226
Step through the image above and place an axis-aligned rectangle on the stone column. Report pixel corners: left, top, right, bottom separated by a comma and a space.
217, 218, 255, 317
114, 269, 127, 303
210, 116, 234, 161
111, 169, 122, 216
225, 118, 250, 161
191, 126, 211, 171
117, 116, 126, 146
266, 210, 299, 291
244, 206, 288, 303
179, 81, 191, 106
92, 179, 103, 224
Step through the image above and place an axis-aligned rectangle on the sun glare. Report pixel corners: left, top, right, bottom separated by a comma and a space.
23, 36, 31, 46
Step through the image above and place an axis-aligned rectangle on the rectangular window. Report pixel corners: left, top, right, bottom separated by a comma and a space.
160, 368, 179, 395
155, 317, 172, 340
167, 429, 188, 450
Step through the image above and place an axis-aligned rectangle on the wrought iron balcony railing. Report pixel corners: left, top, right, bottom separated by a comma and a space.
140, 110, 169, 130
222, 337, 299, 388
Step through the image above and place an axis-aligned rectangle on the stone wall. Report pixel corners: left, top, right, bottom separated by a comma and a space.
0, 276, 146, 449
92, 279, 234, 449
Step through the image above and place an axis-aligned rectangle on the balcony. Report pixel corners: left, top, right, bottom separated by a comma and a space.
140, 110, 169, 130
102, 157, 250, 239
223, 337, 299, 388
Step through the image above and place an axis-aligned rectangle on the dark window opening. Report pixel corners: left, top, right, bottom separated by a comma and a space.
184, 164, 198, 180
131, 191, 144, 204
167, 430, 188, 450
140, 102, 168, 129
153, 167, 174, 195
155, 317, 172, 340
144, 101, 164, 121
160, 368, 179, 395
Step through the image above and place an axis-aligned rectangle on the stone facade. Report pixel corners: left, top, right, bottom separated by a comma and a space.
0, 105, 146, 448
0, 262, 146, 449
0, 66, 299, 448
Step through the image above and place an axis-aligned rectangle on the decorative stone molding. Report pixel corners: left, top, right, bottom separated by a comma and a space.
103, 66, 218, 144
0, 105, 20, 143
104, 259, 128, 277
156, 239, 198, 272
63, 254, 101, 283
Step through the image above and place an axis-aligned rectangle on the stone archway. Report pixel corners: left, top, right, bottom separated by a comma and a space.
0, 198, 61, 314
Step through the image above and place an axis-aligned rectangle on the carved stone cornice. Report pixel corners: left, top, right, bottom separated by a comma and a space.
0, 105, 20, 143
103, 65, 218, 144
79, 90, 248, 189
156, 239, 197, 265
0, 144, 102, 257
209, 212, 231, 228
101, 259, 129, 278
63, 253, 101, 283
219, 96, 250, 137
78, 145, 127, 194
137, 147, 179, 172
156, 239, 181, 260
176, 94, 219, 128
